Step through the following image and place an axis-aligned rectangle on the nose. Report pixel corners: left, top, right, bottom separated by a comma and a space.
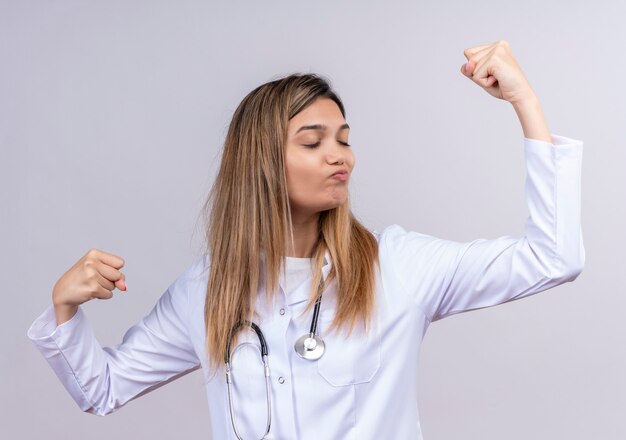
325, 145, 348, 165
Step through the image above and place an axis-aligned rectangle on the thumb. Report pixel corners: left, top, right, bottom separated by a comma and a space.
115, 273, 127, 291
461, 60, 475, 76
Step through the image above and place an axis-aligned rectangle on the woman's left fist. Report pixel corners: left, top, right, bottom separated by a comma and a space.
461, 40, 535, 104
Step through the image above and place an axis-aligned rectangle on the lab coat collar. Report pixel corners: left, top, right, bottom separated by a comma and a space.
284, 249, 332, 306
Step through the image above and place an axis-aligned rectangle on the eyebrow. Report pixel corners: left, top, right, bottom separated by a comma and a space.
295, 123, 350, 134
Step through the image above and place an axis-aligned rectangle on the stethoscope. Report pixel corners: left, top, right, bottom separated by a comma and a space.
224, 277, 326, 440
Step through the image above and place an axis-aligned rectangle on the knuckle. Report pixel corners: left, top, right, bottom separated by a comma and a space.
84, 268, 95, 281
83, 263, 97, 275
92, 289, 111, 300
493, 45, 507, 56
87, 278, 98, 290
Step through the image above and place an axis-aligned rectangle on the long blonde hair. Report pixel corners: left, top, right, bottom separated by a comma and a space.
201, 73, 379, 371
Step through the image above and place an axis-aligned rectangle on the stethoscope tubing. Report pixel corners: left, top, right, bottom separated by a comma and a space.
225, 323, 272, 440
224, 275, 326, 439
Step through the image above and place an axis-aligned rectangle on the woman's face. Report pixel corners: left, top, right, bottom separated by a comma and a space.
285, 97, 354, 219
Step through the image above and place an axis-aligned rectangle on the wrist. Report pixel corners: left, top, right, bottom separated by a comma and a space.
510, 91, 540, 113
53, 303, 79, 326
509, 93, 551, 143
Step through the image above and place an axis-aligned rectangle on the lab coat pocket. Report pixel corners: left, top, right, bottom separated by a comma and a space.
316, 308, 381, 386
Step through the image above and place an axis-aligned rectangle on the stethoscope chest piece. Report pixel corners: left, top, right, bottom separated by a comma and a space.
294, 334, 325, 360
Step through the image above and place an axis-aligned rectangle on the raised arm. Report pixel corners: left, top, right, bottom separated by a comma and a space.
27, 253, 207, 415
380, 41, 584, 323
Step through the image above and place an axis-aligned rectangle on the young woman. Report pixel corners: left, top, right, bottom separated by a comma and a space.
28, 41, 585, 439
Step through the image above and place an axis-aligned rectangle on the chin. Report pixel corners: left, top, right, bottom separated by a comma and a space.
292, 195, 348, 217
320, 199, 348, 212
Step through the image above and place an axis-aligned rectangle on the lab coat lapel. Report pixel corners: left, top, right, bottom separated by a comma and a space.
285, 249, 332, 306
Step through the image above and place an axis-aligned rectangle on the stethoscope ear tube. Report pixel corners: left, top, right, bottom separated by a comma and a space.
225, 321, 272, 440
225, 321, 268, 364
309, 292, 323, 336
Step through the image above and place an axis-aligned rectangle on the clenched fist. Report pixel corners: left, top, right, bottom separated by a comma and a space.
460, 40, 535, 105
52, 248, 127, 325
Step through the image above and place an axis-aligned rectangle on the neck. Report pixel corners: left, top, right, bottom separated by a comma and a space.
285, 211, 320, 258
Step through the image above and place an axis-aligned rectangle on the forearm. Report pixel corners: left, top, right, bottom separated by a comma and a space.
511, 93, 552, 143
28, 302, 201, 416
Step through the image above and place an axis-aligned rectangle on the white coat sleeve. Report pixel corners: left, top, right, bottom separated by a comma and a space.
381, 134, 585, 323
26, 255, 206, 415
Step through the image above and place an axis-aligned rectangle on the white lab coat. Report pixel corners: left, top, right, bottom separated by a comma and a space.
27, 134, 585, 439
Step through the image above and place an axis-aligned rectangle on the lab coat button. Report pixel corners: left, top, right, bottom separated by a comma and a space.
279, 308, 285, 316
278, 376, 285, 384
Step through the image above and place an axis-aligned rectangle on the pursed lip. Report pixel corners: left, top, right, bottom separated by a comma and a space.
330, 169, 349, 178
330, 169, 349, 182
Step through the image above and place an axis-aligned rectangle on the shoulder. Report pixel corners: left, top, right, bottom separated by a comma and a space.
373, 224, 445, 250
182, 252, 210, 283
373, 224, 465, 263
167, 253, 210, 302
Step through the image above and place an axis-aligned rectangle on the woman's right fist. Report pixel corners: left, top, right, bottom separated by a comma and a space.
52, 248, 127, 311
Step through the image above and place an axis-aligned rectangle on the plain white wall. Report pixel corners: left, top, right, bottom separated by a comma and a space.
2, 0, 625, 438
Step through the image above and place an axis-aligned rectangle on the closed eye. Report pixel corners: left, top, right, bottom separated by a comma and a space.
303, 140, 351, 148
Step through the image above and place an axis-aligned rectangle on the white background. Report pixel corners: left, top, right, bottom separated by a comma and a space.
2, 0, 625, 438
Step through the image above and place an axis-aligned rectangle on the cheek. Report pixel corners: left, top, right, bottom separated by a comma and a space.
288, 171, 318, 197
286, 156, 316, 195
286, 160, 334, 210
